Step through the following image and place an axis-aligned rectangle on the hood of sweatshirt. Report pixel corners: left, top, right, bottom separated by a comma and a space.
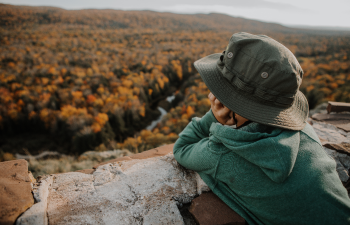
209, 122, 300, 183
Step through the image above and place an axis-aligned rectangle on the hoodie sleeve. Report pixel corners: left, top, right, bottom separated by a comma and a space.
173, 109, 223, 174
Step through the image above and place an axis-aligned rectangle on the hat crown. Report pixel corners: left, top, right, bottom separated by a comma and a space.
220, 32, 303, 107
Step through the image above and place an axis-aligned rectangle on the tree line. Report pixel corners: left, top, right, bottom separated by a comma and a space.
0, 5, 350, 156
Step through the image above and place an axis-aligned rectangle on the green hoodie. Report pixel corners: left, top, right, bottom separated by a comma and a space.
173, 110, 350, 225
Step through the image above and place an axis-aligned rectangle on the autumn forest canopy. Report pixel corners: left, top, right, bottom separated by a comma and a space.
1, 4, 350, 156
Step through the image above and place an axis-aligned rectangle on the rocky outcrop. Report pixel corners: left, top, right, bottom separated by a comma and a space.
0, 160, 34, 225
312, 113, 350, 132
16, 151, 210, 225
49, 156, 203, 224
10, 117, 350, 224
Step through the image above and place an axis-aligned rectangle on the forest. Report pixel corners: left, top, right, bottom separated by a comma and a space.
1, 4, 350, 160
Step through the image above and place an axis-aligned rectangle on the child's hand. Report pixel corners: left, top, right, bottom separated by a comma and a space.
208, 92, 236, 126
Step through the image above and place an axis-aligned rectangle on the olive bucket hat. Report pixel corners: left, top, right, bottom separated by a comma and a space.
194, 32, 309, 130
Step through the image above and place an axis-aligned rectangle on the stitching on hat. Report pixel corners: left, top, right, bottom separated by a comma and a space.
224, 57, 297, 96
239, 50, 289, 76
227, 47, 302, 93
255, 89, 276, 102
223, 68, 293, 106
233, 76, 254, 94
225, 65, 295, 98
276, 96, 294, 105
228, 76, 290, 107
233, 37, 302, 77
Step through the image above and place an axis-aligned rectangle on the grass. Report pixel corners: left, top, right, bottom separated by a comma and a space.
1, 149, 133, 178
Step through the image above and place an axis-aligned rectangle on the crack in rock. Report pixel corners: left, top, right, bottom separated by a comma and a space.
126, 184, 139, 205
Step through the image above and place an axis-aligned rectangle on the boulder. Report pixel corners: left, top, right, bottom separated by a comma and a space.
45, 153, 206, 225
312, 113, 350, 132
311, 120, 350, 143
16, 176, 53, 225
312, 119, 350, 185
324, 147, 350, 182
323, 142, 350, 156
0, 159, 34, 225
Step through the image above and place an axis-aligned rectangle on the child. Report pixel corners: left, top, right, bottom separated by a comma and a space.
173, 32, 350, 225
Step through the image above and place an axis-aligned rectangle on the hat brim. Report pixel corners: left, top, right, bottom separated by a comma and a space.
194, 53, 309, 130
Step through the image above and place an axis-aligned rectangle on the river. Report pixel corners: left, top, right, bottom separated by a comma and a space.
146, 95, 175, 130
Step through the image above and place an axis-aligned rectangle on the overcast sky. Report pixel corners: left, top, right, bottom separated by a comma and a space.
2, 0, 350, 28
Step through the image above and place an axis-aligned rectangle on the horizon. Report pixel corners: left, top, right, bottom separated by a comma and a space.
1, 0, 350, 30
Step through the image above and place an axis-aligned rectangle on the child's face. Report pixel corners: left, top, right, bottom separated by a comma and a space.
208, 92, 236, 126
209, 92, 249, 127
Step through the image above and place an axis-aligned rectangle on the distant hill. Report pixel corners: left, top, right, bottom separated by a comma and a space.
288, 25, 350, 32
2, 3, 347, 35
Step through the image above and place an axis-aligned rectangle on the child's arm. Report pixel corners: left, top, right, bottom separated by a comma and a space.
173, 109, 222, 174
173, 93, 234, 174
